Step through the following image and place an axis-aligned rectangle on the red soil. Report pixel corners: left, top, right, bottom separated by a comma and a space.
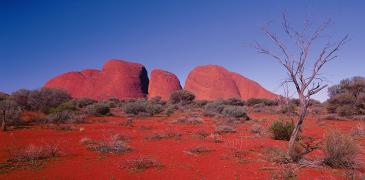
0, 112, 364, 179
185, 65, 278, 100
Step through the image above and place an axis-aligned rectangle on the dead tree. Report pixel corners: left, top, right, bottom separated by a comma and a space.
254, 14, 348, 160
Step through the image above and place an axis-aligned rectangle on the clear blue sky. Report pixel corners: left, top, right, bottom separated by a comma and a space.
1, 0, 364, 101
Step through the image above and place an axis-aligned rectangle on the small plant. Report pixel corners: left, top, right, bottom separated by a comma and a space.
46, 110, 74, 124
194, 130, 209, 139
265, 147, 290, 164
4, 143, 61, 171
323, 130, 359, 168
184, 146, 213, 155
123, 156, 162, 172
172, 117, 204, 125
85, 102, 110, 116
215, 125, 236, 134
82, 135, 132, 154
250, 124, 263, 135
269, 120, 294, 141
169, 90, 195, 105
351, 122, 365, 137
222, 106, 248, 118
207, 133, 224, 143
145, 129, 181, 141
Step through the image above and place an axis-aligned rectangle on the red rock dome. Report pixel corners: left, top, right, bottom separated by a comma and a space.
184, 65, 241, 100
44, 59, 149, 100
148, 69, 182, 100
184, 65, 277, 100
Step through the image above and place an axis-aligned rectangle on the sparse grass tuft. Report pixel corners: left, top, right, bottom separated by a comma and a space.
184, 146, 213, 155
215, 125, 236, 134
145, 129, 181, 141
81, 134, 132, 154
323, 130, 359, 168
122, 156, 163, 172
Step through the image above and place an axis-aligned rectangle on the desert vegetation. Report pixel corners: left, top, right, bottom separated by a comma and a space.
1, 85, 364, 179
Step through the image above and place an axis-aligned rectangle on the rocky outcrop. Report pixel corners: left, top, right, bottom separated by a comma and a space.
148, 69, 182, 100
44, 59, 149, 100
184, 65, 277, 100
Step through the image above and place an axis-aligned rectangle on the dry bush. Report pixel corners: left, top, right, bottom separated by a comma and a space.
351, 122, 365, 137
169, 90, 195, 105
265, 147, 290, 164
85, 102, 110, 116
2, 143, 61, 172
323, 130, 359, 168
271, 164, 297, 180
145, 129, 181, 141
215, 125, 236, 134
122, 156, 162, 172
184, 146, 213, 155
226, 139, 248, 163
81, 134, 132, 154
172, 117, 204, 125
250, 124, 264, 135
207, 133, 224, 143
121, 99, 163, 116
319, 114, 347, 121
194, 130, 210, 139
269, 120, 294, 141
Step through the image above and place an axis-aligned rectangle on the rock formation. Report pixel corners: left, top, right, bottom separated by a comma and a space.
184, 65, 277, 100
44, 59, 149, 100
148, 69, 182, 100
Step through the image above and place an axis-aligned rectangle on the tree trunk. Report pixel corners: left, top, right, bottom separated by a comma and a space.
1, 111, 6, 132
288, 98, 307, 161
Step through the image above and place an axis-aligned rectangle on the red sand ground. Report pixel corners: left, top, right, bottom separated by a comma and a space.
0, 112, 364, 179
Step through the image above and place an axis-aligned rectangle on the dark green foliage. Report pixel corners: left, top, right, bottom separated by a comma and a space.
327, 76, 365, 116
169, 90, 195, 105
269, 120, 294, 141
85, 102, 110, 116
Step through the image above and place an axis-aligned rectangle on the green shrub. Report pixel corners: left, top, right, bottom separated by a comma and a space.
28, 88, 71, 113
85, 102, 110, 116
269, 120, 294, 141
203, 99, 226, 116
247, 98, 278, 106
224, 98, 245, 106
222, 106, 248, 118
327, 76, 365, 116
169, 90, 195, 105
0, 100, 22, 130
122, 99, 163, 116
73, 98, 96, 108
194, 100, 208, 107
47, 110, 74, 124
49, 101, 77, 114
323, 130, 359, 168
